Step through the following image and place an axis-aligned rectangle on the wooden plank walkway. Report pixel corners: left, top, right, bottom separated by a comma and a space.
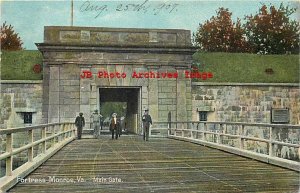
8, 136, 299, 193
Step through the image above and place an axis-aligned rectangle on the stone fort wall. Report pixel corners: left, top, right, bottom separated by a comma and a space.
0, 80, 43, 159
192, 82, 300, 124
0, 80, 43, 129
1, 81, 299, 128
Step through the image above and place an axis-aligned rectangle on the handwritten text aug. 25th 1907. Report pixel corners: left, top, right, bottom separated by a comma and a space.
79, 0, 180, 18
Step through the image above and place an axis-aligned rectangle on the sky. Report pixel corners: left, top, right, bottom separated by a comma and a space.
1, 0, 299, 50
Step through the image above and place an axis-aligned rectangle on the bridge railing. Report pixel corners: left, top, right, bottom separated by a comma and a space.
154, 121, 300, 171
0, 122, 76, 192
150, 122, 170, 137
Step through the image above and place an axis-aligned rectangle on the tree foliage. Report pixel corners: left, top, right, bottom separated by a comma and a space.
100, 102, 127, 119
194, 8, 250, 53
194, 4, 299, 54
1, 22, 23, 51
244, 3, 299, 54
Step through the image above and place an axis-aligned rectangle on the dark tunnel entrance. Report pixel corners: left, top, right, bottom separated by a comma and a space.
99, 87, 141, 134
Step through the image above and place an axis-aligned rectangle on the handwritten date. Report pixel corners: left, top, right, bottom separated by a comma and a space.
80, 0, 179, 18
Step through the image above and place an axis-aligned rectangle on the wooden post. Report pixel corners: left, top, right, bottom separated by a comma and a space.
57, 124, 61, 142
54, 125, 58, 143
269, 127, 273, 156
42, 127, 46, 153
191, 123, 194, 139
59, 124, 63, 142
62, 124, 65, 139
73, 123, 76, 138
28, 129, 33, 162
50, 125, 54, 147
217, 124, 222, 144
6, 133, 13, 176
196, 123, 199, 139
66, 124, 69, 138
167, 111, 171, 136
54, 125, 57, 143
66, 123, 72, 138
298, 147, 300, 161
239, 125, 245, 149
223, 124, 227, 145
203, 123, 207, 141
69, 124, 72, 138
167, 122, 170, 136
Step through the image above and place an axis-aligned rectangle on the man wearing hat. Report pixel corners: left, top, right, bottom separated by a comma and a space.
109, 113, 120, 140
75, 113, 85, 140
142, 109, 152, 141
91, 109, 103, 139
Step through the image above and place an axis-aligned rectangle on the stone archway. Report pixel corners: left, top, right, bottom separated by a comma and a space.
36, 26, 196, 129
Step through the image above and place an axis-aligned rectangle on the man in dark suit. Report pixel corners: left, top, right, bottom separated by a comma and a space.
109, 113, 120, 140
75, 112, 85, 140
142, 109, 152, 141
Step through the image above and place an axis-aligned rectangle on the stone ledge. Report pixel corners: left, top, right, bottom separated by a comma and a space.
192, 82, 299, 87
43, 26, 192, 47
0, 80, 43, 84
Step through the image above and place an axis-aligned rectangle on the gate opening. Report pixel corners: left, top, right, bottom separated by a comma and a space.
99, 87, 141, 134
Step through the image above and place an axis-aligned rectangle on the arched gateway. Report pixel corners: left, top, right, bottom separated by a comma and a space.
36, 26, 196, 133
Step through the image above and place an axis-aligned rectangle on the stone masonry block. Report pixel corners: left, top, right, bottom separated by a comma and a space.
63, 86, 79, 92
50, 67, 59, 80
64, 99, 79, 105
49, 92, 59, 105
49, 80, 59, 92
159, 92, 176, 99
80, 95, 90, 105
90, 91, 97, 99
160, 86, 173, 93
167, 105, 176, 111
163, 99, 173, 105
142, 99, 148, 106
80, 105, 90, 115
159, 105, 168, 111
90, 98, 97, 105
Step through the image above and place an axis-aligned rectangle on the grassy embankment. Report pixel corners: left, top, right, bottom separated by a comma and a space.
1, 51, 298, 83
193, 52, 299, 83
1, 50, 42, 80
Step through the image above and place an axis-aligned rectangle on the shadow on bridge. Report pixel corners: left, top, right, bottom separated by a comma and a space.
7, 136, 299, 193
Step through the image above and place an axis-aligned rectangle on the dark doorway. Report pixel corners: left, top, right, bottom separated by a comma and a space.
99, 87, 141, 134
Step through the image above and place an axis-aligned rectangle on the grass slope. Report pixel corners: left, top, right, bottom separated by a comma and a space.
1, 51, 299, 83
193, 52, 299, 83
1, 50, 43, 80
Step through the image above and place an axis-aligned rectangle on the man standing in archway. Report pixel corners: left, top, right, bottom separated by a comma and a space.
142, 109, 152, 141
110, 113, 120, 140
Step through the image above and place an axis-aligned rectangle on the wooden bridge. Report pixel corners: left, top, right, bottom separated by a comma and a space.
0, 122, 299, 193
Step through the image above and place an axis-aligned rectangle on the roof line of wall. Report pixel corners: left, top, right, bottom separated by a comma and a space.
192, 82, 299, 87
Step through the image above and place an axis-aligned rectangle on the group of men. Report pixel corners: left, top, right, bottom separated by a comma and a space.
74, 109, 152, 141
